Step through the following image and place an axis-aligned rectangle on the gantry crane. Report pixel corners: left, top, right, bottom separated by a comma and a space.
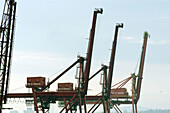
86, 26, 149, 113
87, 23, 123, 113
18, 8, 103, 113
0, 4, 150, 112
0, 0, 17, 112
104, 31, 149, 113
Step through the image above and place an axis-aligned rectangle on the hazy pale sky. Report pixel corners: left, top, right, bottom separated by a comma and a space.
1, 0, 170, 112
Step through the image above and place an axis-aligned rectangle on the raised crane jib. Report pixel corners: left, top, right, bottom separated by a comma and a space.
83, 8, 103, 95
136, 31, 149, 102
107, 23, 123, 99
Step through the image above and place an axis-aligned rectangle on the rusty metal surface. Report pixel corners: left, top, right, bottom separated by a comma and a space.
107, 23, 123, 99
84, 8, 103, 94
136, 32, 149, 102
26, 77, 46, 88
41, 59, 80, 91
89, 66, 104, 80
32, 88, 39, 113
57, 83, 73, 91
7, 92, 131, 101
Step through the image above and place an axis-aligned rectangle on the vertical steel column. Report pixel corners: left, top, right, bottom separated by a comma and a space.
78, 93, 82, 113
0, 1, 13, 102
102, 65, 108, 113
108, 100, 119, 113
40, 100, 45, 113
135, 104, 138, 113
78, 57, 84, 92
103, 65, 108, 96
78, 57, 84, 113
0, 0, 17, 108
107, 23, 123, 99
4, 1, 17, 104
32, 88, 39, 113
64, 98, 68, 111
80, 58, 84, 92
103, 100, 110, 113
132, 74, 137, 113
84, 8, 103, 94
84, 96, 87, 113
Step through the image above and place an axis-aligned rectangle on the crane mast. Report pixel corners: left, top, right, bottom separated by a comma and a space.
84, 8, 103, 95
0, 0, 17, 111
135, 32, 149, 102
107, 23, 123, 99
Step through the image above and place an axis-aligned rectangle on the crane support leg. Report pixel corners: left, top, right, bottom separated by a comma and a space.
84, 97, 87, 113
135, 104, 138, 113
103, 101, 110, 113
40, 100, 45, 113
66, 98, 79, 112
32, 88, 39, 113
92, 101, 102, 113
60, 93, 78, 113
115, 105, 122, 113
108, 100, 119, 113
78, 94, 82, 113
87, 97, 102, 113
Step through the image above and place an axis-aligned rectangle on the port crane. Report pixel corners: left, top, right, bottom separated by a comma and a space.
0, 0, 17, 112
104, 31, 149, 113
24, 8, 103, 113
5, 26, 148, 113
86, 26, 149, 113
86, 23, 124, 113
0, 1, 150, 112
110, 32, 149, 113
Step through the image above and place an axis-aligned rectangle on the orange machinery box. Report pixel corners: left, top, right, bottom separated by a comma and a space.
57, 83, 73, 91
26, 77, 46, 88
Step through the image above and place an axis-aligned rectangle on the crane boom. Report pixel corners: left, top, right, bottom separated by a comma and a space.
40, 59, 80, 91
107, 23, 123, 99
84, 8, 103, 95
136, 32, 149, 102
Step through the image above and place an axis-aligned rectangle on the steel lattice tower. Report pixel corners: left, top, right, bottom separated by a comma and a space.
0, 0, 17, 110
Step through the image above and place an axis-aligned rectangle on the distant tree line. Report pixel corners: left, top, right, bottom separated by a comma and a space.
122, 109, 170, 113
96, 109, 170, 113
139, 109, 170, 113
